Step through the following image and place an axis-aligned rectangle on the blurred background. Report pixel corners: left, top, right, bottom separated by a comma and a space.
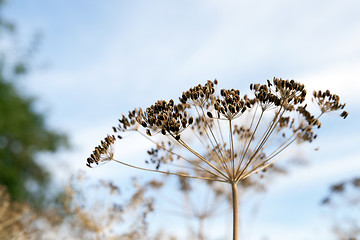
1, 0, 359, 239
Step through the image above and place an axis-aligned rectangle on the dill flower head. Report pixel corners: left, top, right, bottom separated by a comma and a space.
87, 78, 347, 184
86, 135, 115, 167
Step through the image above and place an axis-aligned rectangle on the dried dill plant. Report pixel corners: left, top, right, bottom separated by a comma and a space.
63, 172, 154, 240
148, 175, 230, 240
321, 178, 360, 240
150, 166, 281, 240
0, 185, 35, 239
87, 78, 347, 240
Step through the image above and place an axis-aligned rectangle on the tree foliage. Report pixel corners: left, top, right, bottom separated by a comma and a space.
0, 0, 67, 207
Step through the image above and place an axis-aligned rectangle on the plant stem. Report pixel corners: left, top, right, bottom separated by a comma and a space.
199, 217, 205, 240
231, 182, 239, 240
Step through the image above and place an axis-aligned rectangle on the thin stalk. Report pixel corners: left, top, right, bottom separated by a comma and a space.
231, 182, 239, 240
236, 111, 264, 178
229, 119, 235, 178
137, 129, 222, 180
254, 108, 285, 153
176, 137, 230, 181
111, 158, 227, 182
237, 108, 284, 179
216, 116, 227, 154
238, 107, 262, 166
196, 106, 222, 159
239, 136, 298, 180
190, 126, 232, 176
198, 216, 205, 240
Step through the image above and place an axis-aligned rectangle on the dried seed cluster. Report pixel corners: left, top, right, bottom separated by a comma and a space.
272, 78, 306, 101
86, 77, 347, 177
142, 100, 191, 139
233, 125, 252, 140
278, 116, 292, 128
296, 105, 320, 127
211, 89, 251, 119
313, 90, 347, 118
179, 80, 216, 106
251, 78, 306, 111
297, 125, 317, 142
87, 135, 116, 167
322, 177, 360, 205
291, 106, 320, 142
117, 108, 144, 131
145, 141, 174, 169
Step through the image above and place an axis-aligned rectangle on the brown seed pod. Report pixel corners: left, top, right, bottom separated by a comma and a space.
188, 116, 194, 124
340, 111, 348, 119
146, 129, 152, 136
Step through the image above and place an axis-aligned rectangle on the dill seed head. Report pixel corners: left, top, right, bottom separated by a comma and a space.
312, 89, 346, 114
215, 88, 250, 119
86, 77, 348, 240
138, 100, 191, 138
87, 77, 347, 186
87, 135, 116, 167
180, 80, 216, 107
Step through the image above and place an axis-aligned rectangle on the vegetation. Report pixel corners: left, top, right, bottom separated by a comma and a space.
1, 1, 352, 239
88, 78, 347, 240
0, 0, 67, 207
322, 177, 360, 240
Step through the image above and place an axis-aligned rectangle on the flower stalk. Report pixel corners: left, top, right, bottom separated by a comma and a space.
231, 182, 239, 240
86, 78, 347, 240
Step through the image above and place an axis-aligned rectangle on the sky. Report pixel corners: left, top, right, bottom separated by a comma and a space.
3, 0, 360, 239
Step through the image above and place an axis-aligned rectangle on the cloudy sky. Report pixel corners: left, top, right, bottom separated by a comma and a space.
4, 0, 360, 239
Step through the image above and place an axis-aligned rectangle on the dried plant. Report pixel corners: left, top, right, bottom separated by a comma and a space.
1, 176, 158, 240
322, 177, 360, 240
0, 185, 38, 239
87, 78, 347, 240
62, 172, 154, 240
149, 166, 284, 240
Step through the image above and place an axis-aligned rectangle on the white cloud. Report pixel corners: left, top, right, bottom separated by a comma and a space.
299, 61, 360, 104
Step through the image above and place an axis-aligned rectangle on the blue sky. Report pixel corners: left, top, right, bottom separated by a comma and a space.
3, 0, 360, 239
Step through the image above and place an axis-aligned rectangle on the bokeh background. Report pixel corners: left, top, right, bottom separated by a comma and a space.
1, 0, 360, 239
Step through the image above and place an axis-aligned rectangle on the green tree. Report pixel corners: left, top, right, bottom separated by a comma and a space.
0, 0, 67, 208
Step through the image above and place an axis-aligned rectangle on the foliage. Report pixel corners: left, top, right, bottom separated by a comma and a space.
0, 0, 67, 207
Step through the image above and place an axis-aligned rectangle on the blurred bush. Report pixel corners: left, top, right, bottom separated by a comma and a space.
0, 0, 68, 208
